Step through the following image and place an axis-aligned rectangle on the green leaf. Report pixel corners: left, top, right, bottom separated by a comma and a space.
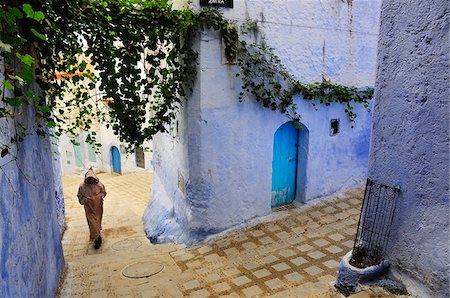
2, 81, 14, 91
23, 4, 45, 22
31, 28, 47, 41
0, 41, 13, 53
5, 97, 24, 107
38, 106, 51, 113
79, 60, 87, 71
16, 53, 35, 66
18, 65, 34, 84
22, 4, 34, 18
9, 7, 24, 19
46, 121, 56, 128
33, 11, 45, 22
26, 92, 40, 102
8, 75, 25, 86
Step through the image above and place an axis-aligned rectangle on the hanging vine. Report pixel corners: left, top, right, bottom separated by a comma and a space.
0, 0, 372, 165
236, 22, 373, 126
1, 1, 238, 158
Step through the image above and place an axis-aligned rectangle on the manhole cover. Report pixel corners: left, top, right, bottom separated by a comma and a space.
121, 261, 164, 279
111, 239, 142, 251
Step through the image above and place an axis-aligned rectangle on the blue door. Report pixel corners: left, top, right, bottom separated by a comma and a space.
111, 146, 121, 174
272, 122, 299, 207
73, 144, 84, 168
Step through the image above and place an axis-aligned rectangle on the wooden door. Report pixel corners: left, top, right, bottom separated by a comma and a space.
111, 146, 121, 174
271, 122, 298, 207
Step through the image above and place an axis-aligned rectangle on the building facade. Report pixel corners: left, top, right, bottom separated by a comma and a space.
144, 0, 382, 244
58, 128, 153, 176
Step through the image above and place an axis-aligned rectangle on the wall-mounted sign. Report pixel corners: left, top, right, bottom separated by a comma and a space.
200, 0, 233, 8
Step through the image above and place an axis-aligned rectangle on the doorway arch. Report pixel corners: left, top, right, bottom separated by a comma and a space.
111, 146, 121, 174
271, 121, 309, 207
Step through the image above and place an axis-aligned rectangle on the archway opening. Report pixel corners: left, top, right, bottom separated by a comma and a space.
271, 121, 309, 207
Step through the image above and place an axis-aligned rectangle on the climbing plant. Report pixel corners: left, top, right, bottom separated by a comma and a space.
0, 1, 239, 160
0, 0, 372, 165
236, 22, 373, 126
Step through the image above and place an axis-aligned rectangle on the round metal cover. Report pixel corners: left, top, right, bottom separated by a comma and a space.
111, 238, 142, 251
121, 261, 164, 279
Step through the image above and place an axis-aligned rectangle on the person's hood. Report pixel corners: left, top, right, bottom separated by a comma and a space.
84, 168, 99, 183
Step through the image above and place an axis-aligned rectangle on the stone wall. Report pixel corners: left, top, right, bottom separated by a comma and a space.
368, 0, 449, 296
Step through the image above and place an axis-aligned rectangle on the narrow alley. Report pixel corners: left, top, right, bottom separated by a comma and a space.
57, 173, 404, 297
1, 1, 447, 297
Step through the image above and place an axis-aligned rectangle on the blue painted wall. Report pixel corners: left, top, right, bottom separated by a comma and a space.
367, 0, 449, 296
144, 0, 380, 244
53, 143, 66, 235
0, 100, 65, 295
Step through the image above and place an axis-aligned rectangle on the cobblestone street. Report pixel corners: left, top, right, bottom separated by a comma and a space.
58, 173, 402, 297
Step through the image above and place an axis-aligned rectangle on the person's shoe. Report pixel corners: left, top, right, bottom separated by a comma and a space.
94, 236, 102, 249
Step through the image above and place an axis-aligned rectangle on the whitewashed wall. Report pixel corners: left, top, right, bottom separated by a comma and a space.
145, 0, 381, 244
59, 125, 153, 176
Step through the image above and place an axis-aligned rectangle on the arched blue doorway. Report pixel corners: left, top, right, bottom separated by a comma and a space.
271, 121, 309, 207
111, 146, 121, 174
272, 122, 298, 207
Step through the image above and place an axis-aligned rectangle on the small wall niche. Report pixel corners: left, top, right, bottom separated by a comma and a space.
330, 119, 340, 136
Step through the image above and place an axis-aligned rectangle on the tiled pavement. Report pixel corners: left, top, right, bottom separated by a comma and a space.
170, 198, 362, 297
58, 173, 403, 297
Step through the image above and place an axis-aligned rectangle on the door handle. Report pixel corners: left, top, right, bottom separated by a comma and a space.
288, 157, 297, 162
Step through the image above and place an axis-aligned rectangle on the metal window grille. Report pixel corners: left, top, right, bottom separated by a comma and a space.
350, 178, 400, 268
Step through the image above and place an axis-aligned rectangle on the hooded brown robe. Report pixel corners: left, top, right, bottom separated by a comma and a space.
77, 169, 106, 241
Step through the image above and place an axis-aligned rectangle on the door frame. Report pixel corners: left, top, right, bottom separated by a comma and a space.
296, 122, 309, 204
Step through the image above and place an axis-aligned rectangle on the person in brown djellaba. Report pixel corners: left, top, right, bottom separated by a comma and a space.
77, 168, 107, 249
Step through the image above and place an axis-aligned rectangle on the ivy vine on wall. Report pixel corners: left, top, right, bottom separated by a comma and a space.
0, 0, 373, 165
237, 22, 373, 126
